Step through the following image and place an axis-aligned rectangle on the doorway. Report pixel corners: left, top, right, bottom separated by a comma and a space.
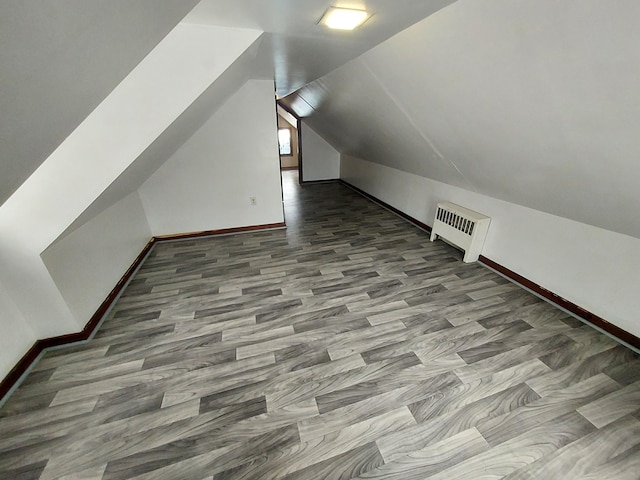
276, 102, 302, 183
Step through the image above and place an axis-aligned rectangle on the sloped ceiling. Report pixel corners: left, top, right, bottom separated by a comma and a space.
46, 0, 460, 241
284, 0, 640, 239
0, 0, 199, 206
58, 37, 268, 242
4, 0, 458, 242
183, 0, 456, 96
0, 23, 263, 257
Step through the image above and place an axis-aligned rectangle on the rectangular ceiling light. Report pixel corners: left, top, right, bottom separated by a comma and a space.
320, 7, 370, 30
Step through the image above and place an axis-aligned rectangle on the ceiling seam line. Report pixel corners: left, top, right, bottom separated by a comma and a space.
360, 57, 477, 193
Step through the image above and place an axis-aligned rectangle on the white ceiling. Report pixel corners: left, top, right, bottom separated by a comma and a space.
283, 0, 640, 239
14, 0, 638, 239
0, 0, 201, 206
183, 0, 456, 96
58, 37, 267, 242
0, 0, 454, 208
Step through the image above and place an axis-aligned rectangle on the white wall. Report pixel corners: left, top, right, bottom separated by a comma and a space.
0, 0, 199, 206
0, 22, 262, 379
42, 192, 151, 324
286, 1, 640, 240
139, 80, 284, 235
65, 39, 269, 237
301, 122, 340, 181
0, 281, 35, 380
342, 154, 640, 339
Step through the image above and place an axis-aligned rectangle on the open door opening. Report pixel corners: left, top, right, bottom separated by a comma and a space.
275, 101, 303, 225
276, 102, 303, 184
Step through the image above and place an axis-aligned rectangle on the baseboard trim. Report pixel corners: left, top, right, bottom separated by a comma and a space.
341, 178, 640, 351
0, 222, 286, 403
301, 178, 340, 185
154, 223, 286, 241
478, 255, 640, 350
0, 237, 156, 402
0, 343, 43, 404
340, 180, 432, 233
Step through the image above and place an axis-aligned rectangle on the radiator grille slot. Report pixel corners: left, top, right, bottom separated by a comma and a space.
430, 202, 490, 263
436, 207, 475, 236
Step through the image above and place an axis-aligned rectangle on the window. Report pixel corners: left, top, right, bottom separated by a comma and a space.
278, 128, 292, 156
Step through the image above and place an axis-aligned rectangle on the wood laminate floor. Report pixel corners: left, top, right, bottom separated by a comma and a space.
1, 170, 639, 479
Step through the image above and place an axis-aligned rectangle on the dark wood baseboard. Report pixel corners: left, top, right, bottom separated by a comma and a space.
478, 255, 640, 349
341, 179, 640, 351
340, 180, 432, 233
0, 237, 156, 402
154, 223, 286, 241
0, 343, 43, 404
301, 178, 340, 185
0, 222, 286, 403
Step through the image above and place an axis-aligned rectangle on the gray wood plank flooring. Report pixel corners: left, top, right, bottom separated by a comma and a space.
1, 170, 639, 479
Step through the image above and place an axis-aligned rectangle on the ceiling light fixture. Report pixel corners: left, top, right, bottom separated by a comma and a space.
319, 7, 370, 30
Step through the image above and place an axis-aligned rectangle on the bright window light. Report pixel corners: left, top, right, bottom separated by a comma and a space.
278, 128, 292, 156
320, 7, 370, 30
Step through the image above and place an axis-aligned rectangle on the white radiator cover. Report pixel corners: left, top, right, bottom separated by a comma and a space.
430, 202, 491, 263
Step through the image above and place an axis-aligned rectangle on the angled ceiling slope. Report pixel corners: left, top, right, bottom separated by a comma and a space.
0, 20, 263, 338
283, 0, 640, 239
58, 36, 269, 243
0, 0, 199, 206
183, 0, 457, 96
0, 23, 262, 256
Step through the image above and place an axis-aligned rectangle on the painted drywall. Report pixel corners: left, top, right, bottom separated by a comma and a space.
59, 37, 269, 242
285, 0, 640, 240
278, 106, 297, 129
342, 154, 640, 339
0, 281, 35, 380
278, 114, 299, 169
0, 23, 261, 339
42, 192, 151, 324
184, 0, 455, 97
0, 0, 199, 206
139, 79, 284, 235
0, 22, 262, 382
301, 123, 340, 181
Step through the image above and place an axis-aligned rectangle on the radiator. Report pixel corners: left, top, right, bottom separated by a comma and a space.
430, 202, 490, 263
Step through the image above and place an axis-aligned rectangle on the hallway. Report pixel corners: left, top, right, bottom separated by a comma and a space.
1, 177, 639, 479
